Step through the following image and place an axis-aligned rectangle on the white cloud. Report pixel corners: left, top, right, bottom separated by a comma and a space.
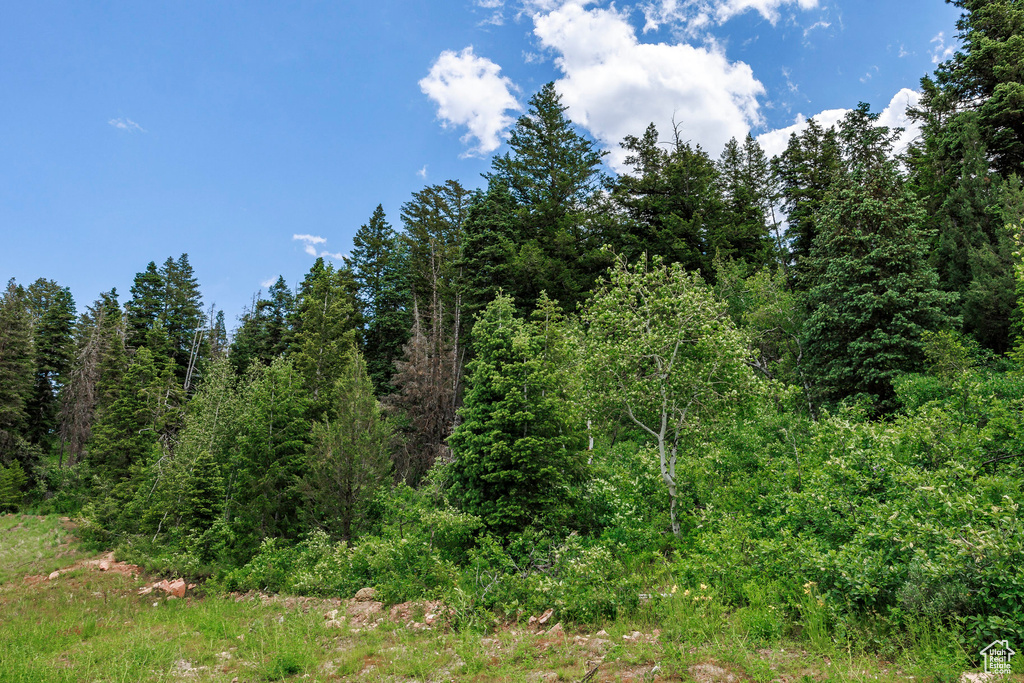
641, 0, 819, 34
756, 87, 923, 160
781, 66, 799, 94
532, 1, 765, 170
260, 278, 277, 289
417, 165, 428, 179
108, 117, 145, 132
292, 234, 345, 260
802, 20, 830, 38
930, 31, 955, 64
877, 87, 923, 152
420, 46, 522, 157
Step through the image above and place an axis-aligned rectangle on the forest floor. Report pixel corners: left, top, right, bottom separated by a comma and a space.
0, 513, 1012, 683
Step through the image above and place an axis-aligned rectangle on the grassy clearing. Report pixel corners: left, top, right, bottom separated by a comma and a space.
0, 514, 92, 584
0, 513, 1019, 682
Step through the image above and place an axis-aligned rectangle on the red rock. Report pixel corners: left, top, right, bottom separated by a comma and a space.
538, 608, 555, 625
99, 560, 111, 571
48, 571, 60, 581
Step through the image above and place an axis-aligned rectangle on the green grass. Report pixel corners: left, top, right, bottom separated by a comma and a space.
0, 513, 1015, 682
0, 514, 92, 584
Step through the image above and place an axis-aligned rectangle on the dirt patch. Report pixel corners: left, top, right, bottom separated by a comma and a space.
29, 551, 142, 584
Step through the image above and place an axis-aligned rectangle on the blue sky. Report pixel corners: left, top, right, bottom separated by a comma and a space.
0, 0, 962, 325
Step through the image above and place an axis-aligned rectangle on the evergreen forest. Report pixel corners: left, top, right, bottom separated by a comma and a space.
2, 0, 1023, 659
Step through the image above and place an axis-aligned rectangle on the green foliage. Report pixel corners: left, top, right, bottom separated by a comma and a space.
292, 258, 358, 420
0, 460, 28, 511
937, 0, 1024, 176
772, 117, 842, 272
351, 205, 411, 392
124, 261, 164, 350
485, 82, 607, 310
23, 278, 76, 450
158, 254, 206, 384
582, 254, 756, 535
0, 280, 34, 466
802, 107, 957, 410
86, 347, 175, 483
301, 349, 393, 540
229, 276, 295, 375
447, 293, 586, 535
608, 123, 724, 277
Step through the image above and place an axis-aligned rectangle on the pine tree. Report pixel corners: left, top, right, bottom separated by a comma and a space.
773, 117, 843, 275
609, 123, 725, 277
351, 205, 412, 391
23, 279, 76, 449
0, 280, 34, 465
292, 258, 358, 420
230, 277, 294, 374
125, 262, 165, 349
159, 254, 205, 385
387, 298, 458, 485
716, 135, 780, 271
936, 0, 1024, 176
485, 82, 607, 310
803, 107, 957, 410
302, 349, 393, 540
230, 357, 309, 550
909, 82, 1017, 352
58, 291, 123, 465
447, 293, 585, 535
87, 346, 163, 481
459, 180, 520, 321
207, 308, 229, 360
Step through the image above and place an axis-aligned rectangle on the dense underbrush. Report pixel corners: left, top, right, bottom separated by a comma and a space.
28, 364, 1024, 671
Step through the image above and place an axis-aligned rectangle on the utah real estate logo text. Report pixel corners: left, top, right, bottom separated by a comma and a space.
980, 640, 1015, 675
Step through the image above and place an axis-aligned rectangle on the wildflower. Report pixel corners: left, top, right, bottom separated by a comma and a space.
683, 589, 690, 596
671, 585, 677, 594
700, 583, 708, 590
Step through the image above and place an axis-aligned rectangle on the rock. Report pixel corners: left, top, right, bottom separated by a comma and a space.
960, 675, 996, 683
47, 571, 59, 581
586, 638, 611, 653
138, 586, 154, 596
595, 629, 609, 637
538, 608, 555, 625
99, 559, 111, 571
354, 587, 377, 601
346, 599, 383, 621
547, 622, 563, 636
325, 609, 339, 621
689, 663, 738, 683
528, 616, 539, 628
324, 619, 345, 629
161, 579, 187, 598
539, 673, 558, 682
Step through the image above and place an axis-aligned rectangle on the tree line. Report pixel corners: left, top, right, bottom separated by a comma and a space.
0, 0, 1022, 644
